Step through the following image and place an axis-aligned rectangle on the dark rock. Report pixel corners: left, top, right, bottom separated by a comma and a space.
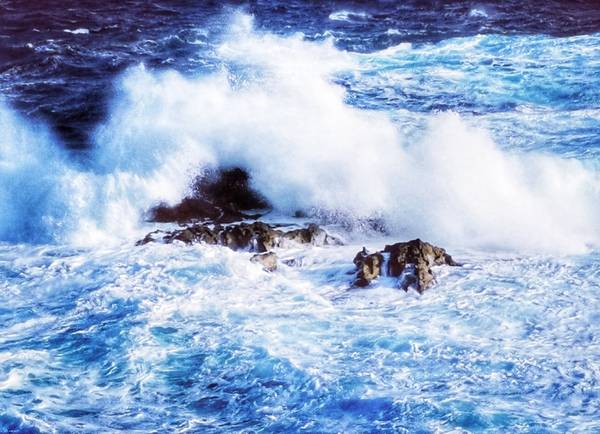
217, 222, 285, 252
250, 252, 278, 272
165, 224, 219, 245
220, 224, 256, 251
193, 167, 269, 212
137, 222, 340, 254
251, 222, 284, 252
351, 239, 458, 292
352, 247, 384, 287
149, 197, 248, 224
135, 230, 162, 246
147, 167, 269, 224
384, 239, 457, 292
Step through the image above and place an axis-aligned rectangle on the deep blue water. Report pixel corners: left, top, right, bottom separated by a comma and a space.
1, 1, 600, 433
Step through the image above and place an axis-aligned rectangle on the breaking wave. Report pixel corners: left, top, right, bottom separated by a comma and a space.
1, 13, 599, 253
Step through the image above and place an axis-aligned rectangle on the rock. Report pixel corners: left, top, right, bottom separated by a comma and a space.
193, 167, 269, 212
165, 224, 219, 245
384, 239, 457, 292
282, 223, 341, 247
219, 224, 256, 251
351, 239, 458, 292
250, 252, 278, 272
137, 222, 340, 254
251, 222, 284, 252
147, 167, 269, 224
352, 247, 384, 287
149, 197, 248, 224
217, 222, 285, 252
135, 230, 162, 246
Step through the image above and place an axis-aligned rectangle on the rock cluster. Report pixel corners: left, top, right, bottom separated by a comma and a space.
137, 167, 459, 290
137, 222, 341, 271
353, 239, 458, 292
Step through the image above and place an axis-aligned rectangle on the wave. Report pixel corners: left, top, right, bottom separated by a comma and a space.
328, 10, 372, 22
63, 28, 90, 35
1, 13, 600, 253
0, 102, 74, 243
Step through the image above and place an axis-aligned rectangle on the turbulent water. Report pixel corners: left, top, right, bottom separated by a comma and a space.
1, 1, 600, 432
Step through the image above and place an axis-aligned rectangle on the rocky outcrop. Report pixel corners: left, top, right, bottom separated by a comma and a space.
137, 221, 341, 252
352, 239, 458, 292
139, 215, 456, 291
353, 248, 384, 288
147, 167, 269, 224
250, 252, 278, 272
281, 223, 340, 247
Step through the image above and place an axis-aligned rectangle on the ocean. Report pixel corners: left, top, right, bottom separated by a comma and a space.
1, 1, 600, 432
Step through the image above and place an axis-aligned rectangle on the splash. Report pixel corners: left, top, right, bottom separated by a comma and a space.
1, 13, 600, 253
90, 14, 600, 253
0, 102, 73, 242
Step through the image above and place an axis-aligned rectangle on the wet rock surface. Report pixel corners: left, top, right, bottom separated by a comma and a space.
138, 214, 456, 291
352, 239, 458, 292
353, 248, 384, 288
250, 252, 278, 272
147, 167, 269, 224
137, 221, 341, 253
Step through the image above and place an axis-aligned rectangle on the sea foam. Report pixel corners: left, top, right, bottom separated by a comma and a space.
1, 13, 600, 253
89, 14, 600, 253
0, 102, 73, 242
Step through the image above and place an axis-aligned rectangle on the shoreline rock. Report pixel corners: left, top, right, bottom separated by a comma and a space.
138, 220, 457, 291
352, 239, 458, 292
147, 167, 270, 224
353, 248, 384, 288
250, 252, 278, 272
137, 221, 342, 251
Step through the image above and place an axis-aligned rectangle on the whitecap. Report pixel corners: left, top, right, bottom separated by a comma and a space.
328, 10, 371, 22
469, 8, 489, 18
63, 28, 90, 35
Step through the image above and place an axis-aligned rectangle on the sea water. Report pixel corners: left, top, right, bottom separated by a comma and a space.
1, 2, 599, 432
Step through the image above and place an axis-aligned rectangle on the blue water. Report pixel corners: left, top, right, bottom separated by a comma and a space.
1, 2, 600, 433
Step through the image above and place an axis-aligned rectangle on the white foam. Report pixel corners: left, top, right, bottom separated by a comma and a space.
1, 14, 600, 254
469, 8, 489, 18
0, 370, 22, 390
88, 14, 600, 254
64, 28, 90, 35
328, 10, 371, 22
0, 102, 75, 242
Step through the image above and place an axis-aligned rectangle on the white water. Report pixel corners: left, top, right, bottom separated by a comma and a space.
1, 14, 600, 253
2, 11, 600, 434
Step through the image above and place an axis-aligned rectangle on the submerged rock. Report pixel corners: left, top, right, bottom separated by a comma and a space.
250, 252, 278, 272
352, 239, 458, 292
